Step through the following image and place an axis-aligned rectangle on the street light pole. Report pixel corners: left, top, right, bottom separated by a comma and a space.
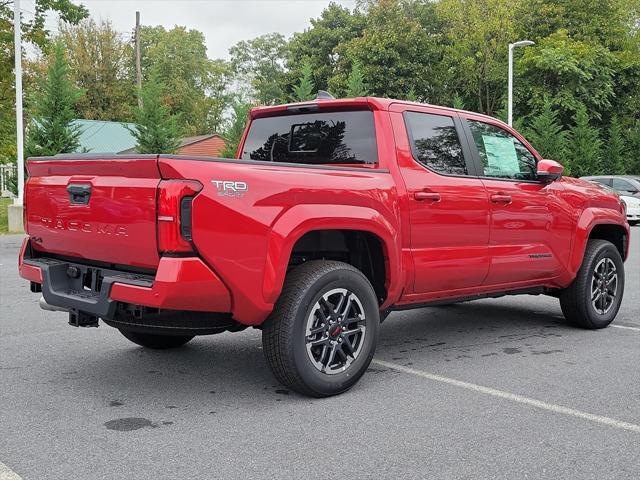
507, 40, 534, 127
14, 0, 24, 204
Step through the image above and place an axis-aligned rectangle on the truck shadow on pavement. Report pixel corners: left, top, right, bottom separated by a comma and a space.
71, 298, 584, 406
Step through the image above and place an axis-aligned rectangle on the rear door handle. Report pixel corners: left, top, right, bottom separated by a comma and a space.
414, 191, 441, 202
490, 194, 512, 204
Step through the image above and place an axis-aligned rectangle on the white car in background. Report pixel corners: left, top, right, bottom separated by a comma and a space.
581, 175, 640, 225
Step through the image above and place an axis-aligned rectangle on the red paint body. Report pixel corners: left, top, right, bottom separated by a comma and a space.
19, 98, 630, 326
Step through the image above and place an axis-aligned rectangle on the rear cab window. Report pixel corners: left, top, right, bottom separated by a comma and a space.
241, 111, 378, 166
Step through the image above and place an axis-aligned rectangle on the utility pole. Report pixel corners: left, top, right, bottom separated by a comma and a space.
135, 11, 142, 108
14, 0, 24, 204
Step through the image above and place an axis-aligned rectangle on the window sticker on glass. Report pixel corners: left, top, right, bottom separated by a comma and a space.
481, 135, 520, 176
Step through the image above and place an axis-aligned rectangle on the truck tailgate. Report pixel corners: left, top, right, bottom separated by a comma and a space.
25, 156, 161, 270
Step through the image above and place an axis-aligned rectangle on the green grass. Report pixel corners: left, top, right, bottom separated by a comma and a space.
0, 197, 12, 233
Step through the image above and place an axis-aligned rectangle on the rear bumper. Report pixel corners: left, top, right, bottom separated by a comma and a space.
19, 238, 232, 319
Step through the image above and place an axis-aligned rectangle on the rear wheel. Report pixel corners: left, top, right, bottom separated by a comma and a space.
560, 239, 625, 329
262, 261, 379, 397
118, 329, 194, 349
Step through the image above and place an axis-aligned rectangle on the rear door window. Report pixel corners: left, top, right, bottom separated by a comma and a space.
241, 111, 377, 165
404, 111, 468, 176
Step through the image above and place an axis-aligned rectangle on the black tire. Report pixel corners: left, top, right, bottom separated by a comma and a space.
118, 329, 194, 349
560, 239, 625, 329
630, 221, 639, 226
262, 260, 379, 397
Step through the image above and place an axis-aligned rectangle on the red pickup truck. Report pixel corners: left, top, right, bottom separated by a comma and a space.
19, 97, 630, 397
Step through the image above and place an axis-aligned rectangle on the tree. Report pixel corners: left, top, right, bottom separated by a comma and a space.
524, 100, 568, 165
25, 41, 82, 157
291, 59, 315, 101
230, 33, 287, 105
57, 18, 134, 121
286, 3, 366, 93
626, 120, 640, 175
452, 93, 465, 110
604, 116, 626, 174
567, 104, 602, 177
0, 0, 87, 162
518, 30, 616, 125
331, 0, 446, 102
436, 0, 517, 115
129, 73, 182, 154
140, 26, 232, 135
345, 59, 367, 97
221, 102, 251, 158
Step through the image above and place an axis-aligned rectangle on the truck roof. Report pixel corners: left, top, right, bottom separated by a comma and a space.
250, 96, 498, 124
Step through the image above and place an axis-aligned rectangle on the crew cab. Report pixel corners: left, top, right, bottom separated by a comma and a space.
19, 97, 630, 397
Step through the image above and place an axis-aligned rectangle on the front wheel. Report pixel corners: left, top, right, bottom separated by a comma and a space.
262, 261, 379, 397
118, 329, 194, 349
560, 239, 625, 329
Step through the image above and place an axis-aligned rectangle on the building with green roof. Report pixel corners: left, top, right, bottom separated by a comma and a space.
71, 119, 137, 154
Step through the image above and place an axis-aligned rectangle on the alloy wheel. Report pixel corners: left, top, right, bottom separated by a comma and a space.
591, 257, 618, 315
305, 288, 367, 375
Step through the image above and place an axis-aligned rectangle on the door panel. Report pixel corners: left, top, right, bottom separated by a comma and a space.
462, 117, 573, 286
392, 107, 490, 294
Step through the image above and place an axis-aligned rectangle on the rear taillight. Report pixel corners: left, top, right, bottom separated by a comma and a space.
157, 180, 203, 253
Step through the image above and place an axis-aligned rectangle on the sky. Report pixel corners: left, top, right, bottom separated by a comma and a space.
21, 0, 356, 59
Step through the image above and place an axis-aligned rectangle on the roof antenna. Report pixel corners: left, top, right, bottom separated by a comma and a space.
315, 90, 335, 100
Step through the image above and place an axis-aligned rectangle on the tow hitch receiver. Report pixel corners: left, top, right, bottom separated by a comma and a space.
69, 310, 99, 328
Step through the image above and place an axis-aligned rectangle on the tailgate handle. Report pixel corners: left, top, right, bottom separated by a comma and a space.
67, 184, 92, 205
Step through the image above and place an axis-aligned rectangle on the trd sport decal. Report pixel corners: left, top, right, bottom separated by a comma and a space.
211, 180, 248, 197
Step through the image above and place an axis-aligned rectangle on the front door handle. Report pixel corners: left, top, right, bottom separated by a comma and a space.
414, 191, 441, 202
490, 194, 512, 204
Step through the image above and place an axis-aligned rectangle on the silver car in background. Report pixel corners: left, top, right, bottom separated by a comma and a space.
581, 175, 640, 225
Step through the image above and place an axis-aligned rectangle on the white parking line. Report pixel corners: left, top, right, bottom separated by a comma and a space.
372, 359, 640, 434
611, 324, 640, 332
0, 461, 22, 480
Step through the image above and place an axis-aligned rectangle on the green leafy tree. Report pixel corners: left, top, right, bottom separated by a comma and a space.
436, 0, 517, 115
129, 74, 182, 154
330, 0, 445, 102
604, 116, 626, 174
518, 31, 616, 125
140, 26, 232, 135
25, 41, 83, 157
230, 33, 287, 105
57, 18, 134, 121
221, 102, 251, 158
292, 59, 315, 101
524, 100, 568, 165
452, 93, 465, 110
286, 3, 366, 92
626, 120, 640, 175
0, 0, 87, 162
345, 60, 367, 97
567, 104, 602, 177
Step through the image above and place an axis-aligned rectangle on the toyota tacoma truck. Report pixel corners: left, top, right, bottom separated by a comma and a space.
19, 97, 630, 397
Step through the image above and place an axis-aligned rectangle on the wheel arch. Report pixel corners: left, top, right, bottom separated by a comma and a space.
262, 204, 402, 310
568, 208, 630, 279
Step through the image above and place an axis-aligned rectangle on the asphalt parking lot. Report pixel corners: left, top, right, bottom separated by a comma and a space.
1, 233, 638, 480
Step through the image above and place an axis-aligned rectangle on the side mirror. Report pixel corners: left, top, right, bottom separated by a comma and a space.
537, 159, 564, 183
